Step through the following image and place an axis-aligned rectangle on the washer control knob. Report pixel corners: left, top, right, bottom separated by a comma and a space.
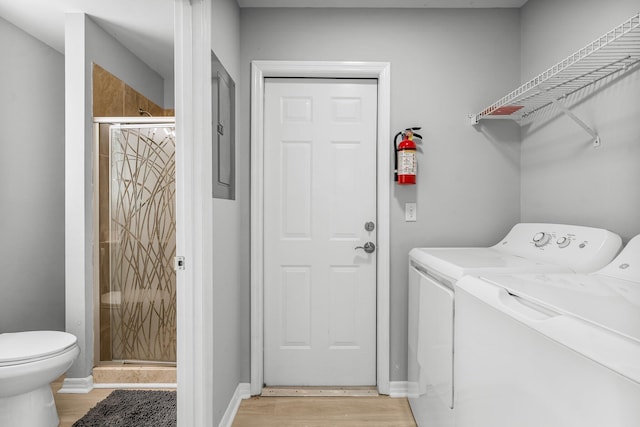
533, 232, 551, 247
556, 236, 571, 248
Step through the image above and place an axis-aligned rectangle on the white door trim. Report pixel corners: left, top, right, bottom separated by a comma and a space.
250, 60, 391, 396
175, 0, 214, 425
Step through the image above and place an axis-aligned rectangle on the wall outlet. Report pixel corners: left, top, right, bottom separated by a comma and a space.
405, 203, 417, 222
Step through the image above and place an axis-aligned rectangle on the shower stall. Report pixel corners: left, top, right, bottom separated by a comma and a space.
94, 118, 176, 368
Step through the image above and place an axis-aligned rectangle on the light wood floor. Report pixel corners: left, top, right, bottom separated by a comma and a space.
232, 396, 417, 427
52, 379, 116, 427
52, 380, 416, 427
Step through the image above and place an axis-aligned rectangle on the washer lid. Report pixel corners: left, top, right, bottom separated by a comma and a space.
482, 272, 640, 344
409, 247, 570, 280
0, 331, 77, 364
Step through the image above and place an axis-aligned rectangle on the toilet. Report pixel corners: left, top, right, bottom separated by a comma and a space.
0, 331, 80, 427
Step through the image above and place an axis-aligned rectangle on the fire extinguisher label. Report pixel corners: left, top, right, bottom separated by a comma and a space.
399, 150, 417, 175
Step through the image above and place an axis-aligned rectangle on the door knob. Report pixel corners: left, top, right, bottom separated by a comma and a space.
355, 242, 376, 254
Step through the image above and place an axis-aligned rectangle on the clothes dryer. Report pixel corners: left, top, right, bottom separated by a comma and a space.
454, 234, 640, 427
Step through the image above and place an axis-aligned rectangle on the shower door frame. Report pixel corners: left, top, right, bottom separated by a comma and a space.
92, 117, 176, 367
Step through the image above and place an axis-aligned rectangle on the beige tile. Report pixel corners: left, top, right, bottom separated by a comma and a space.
92, 365, 177, 384
98, 303, 111, 361
93, 64, 124, 117
124, 85, 149, 117
147, 100, 165, 117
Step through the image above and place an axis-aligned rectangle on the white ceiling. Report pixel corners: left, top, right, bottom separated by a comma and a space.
0, 0, 528, 82
0, 0, 175, 79
238, 0, 528, 7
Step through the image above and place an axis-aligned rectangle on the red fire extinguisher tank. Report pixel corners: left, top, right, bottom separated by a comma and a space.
397, 136, 417, 185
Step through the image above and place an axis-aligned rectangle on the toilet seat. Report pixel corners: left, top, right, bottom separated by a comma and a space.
0, 331, 78, 366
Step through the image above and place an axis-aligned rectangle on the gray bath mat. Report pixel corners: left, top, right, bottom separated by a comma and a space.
72, 389, 176, 427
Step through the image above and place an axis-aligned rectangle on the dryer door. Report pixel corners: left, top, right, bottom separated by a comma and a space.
410, 266, 454, 409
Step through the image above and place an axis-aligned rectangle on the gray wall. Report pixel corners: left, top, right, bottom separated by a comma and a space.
0, 17, 65, 333
88, 21, 167, 109
520, 0, 640, 241
211, 0, 246, 423
240, 8, 522, 381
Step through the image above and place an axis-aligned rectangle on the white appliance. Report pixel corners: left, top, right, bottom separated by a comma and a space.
407, 223, 622, 427
454, 234, 640, 427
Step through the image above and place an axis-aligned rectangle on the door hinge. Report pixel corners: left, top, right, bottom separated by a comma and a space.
175, 256, 186, 271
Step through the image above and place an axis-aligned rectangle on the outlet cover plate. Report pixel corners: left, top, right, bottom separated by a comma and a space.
405, 203, 417, 222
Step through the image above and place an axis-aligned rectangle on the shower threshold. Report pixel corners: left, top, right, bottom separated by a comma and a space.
93, 362, 176, 387
116, 359, 177, 367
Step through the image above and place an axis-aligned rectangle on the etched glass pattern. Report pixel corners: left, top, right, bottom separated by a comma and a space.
109, 125, 176, 362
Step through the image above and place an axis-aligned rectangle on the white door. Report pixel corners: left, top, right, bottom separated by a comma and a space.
263, 78, 378, 386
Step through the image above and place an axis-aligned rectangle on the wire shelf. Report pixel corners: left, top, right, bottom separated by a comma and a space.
469, 12, 640, 125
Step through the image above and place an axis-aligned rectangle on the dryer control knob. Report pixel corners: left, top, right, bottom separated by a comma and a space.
556, 236, 571, 248
533, 232, 551, 247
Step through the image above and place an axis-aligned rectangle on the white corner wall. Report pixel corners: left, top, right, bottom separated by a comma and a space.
211, 0, 246, 424
0, 17, 65, 333
174, 0, 244, 422
64, 12, 172, 379
240, 7, 522, 382
520, 0, 640, 241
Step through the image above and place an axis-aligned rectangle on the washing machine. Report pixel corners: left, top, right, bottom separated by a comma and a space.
454, 234, 640, 427
407, 223, 622, 427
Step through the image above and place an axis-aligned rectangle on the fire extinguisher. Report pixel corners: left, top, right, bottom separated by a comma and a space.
394, 127, 422, 184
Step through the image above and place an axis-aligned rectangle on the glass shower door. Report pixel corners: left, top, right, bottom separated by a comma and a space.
109, 124, 176, 363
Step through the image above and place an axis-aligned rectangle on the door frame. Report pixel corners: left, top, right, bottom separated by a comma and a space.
250, 60, 391, 396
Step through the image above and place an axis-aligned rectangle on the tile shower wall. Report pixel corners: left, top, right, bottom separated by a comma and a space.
93, 64, 174, 117
98, 123, 112, 361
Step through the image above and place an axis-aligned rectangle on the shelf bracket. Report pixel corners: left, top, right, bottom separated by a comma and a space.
539, 86, 601, 147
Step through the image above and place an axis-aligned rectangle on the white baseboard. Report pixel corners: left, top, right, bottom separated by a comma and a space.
389, 381, 408, 398
57, 375, 94, 394
218, 383, 251, 427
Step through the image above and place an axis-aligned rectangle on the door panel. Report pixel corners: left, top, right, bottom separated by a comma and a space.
329, 142, 361, 237
264, 79, 378, 386
281, 266, 311, 348
281, 141, 312, 238
328, 266, 360, 348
